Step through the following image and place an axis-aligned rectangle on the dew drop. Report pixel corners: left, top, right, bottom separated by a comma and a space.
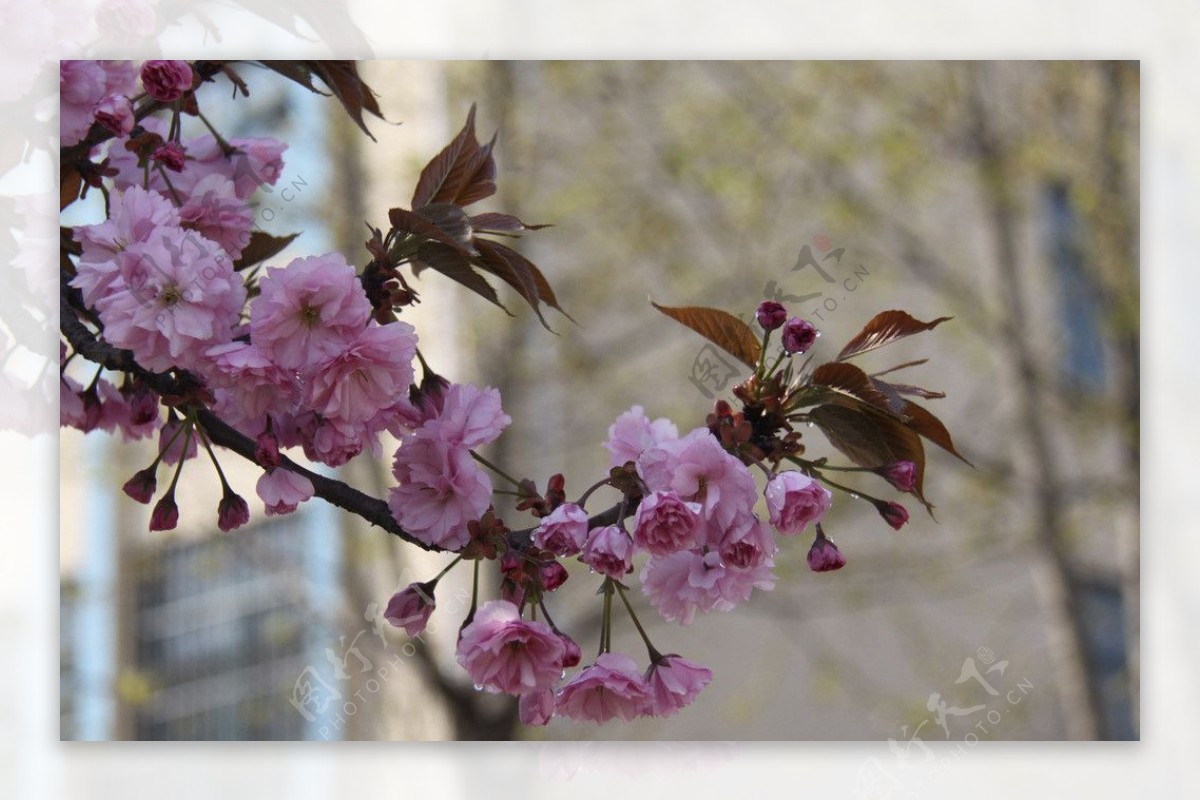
850, 493, 860, 500
473, 684, 484, 692
807, 422, 815, 428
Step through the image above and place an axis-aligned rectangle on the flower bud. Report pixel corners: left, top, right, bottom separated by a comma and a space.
122, 467, 157, 504
755, 300, 788, 331
254, 430, 281, 469
558, 633, 582, 668
781, 317, 818, 355
152, 142, 186, 172
806, 531, 846, 572
875, 500, 910, 530
217, 490, 250, 532
149, 492, 179, 532
540, 560, 569, 592
140, 60, 193, 102
384, 582, 436, 637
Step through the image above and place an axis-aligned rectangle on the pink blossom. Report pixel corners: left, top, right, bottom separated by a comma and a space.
555, 653, 651, 724
582, 525, 634, 579
106, 117, 287, 200
249, 253, 373, 370
203, 342, 298, 424
178, 174, 254, 260
519, 690, 556, 727
60, 375, 86, 429
781, 317, 818, 354
304, 322, 418, 425
640, 549, 776, 625
455, 600, 566, 695
765, 471, 832, 535
92, 229, 245, 372
60, 61, 135, 146
140, 59, 193, 101
710, 512, 776, 570
645, 655, 713, 717
558, 634, 582, 668
255, 468, 314, 515
383, 582, 436, 637
422, 383, 511, 449
217, 491, 250, 532
604, 405, 678, 468
807, 532, 846, 572
153, 142, 186, 172
71, 186, 181, 308
296, 414, 370, 467
388, 434, 492, 551
632, 490, 702, 556
94, 93, 134, 137
532, 502, 590, 556
637, 427, 758, 521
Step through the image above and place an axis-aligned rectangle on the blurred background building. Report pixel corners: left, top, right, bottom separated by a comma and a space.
59, 60, 1139, 743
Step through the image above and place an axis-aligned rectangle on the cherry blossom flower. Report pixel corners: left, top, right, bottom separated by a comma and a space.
203, 342, 299, 425
604, 405, 678, 468
709, 511, 776, 570
807, 531, 846, 572
765, 471, 832, 536
555, 653, 651, 724
456, 600, 566, 695
582, 525, 634, 579
519, 690, 556, 727
61, 60, 136, 146
92, 229, 245, 372
178, 174, 254, 260
388, 434, 492, 551
640, 548, 776, 625
249, 253, 372, 370
255, 468, 314, 516
645, 655, 713, 717
781, 317, 818, 354
421, 383, 511, 449
303, 322, 418, 425
140, 59, 193, 102
632, 490, 702, 556
93, 93, 134, 137
532, 502, 590, 556
638, 427, 758, 521
384, 582, 436, 637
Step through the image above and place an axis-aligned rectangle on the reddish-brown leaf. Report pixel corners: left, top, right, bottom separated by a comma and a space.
233, 231, 299, 271
809, 402, 933, 511
652, 303, 762, 370
871, 377, 947, 401
258, 61, 386, 139
411, 105, 498, 210
896, 399, 972, 466
473, 239, 548, 330
61, 165, 83, 210
413, 242, 509, 314
837, 310, 953, 361
469, 212, 551, 236
482, 240, 573, 323
389, 206, 474, 256
810, 362, 903, 415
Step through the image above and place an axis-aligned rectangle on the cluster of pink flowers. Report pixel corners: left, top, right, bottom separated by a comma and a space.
444, 600, 713, 726
64, 60, 424, 525
387, 383, 511, 550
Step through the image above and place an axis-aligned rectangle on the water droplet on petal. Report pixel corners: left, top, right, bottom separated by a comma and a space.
850, 493, 860, 500
473, 684, 484, 692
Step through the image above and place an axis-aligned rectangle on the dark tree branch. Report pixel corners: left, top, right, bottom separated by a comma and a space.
59, 270, 626, 553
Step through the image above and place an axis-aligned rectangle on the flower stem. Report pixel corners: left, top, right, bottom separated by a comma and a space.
575, 477, 613, 509
469, 449, 522, 490
615, 582, 662, 663
432, 555, 463, 584
194, 419, 232, 493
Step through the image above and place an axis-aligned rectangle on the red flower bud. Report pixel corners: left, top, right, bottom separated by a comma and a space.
149, 492, 179, 531
217, 491, 251, 532
756, 300, 788, 331
875, 500, 910, 530
122, 467, 157, 504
